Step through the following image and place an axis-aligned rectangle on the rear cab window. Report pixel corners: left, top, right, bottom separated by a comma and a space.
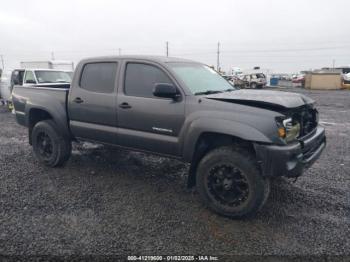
80, 62, 118, 93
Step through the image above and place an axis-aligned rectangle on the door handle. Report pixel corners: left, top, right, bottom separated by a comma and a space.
119, 102, 132, 109
73, 97, 84, 104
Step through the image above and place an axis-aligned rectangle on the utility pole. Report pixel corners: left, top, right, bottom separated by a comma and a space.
217, 42, 220, 72
166, 41, 169, 57
332, 59, 335, 71
118, 48, 121, 56
0, 55, 4, 70
51, 51, 55, 60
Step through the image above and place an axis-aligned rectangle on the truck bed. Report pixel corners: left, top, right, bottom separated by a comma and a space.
12, 85, 69, 128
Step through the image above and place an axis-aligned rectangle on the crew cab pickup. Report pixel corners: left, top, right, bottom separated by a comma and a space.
12, 56, 326, 218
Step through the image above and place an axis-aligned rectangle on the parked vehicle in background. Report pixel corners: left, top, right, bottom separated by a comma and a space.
292, 74, 305, 87
241, 73, 267, 89
11, 69, 72, 89
342, 72, 350, 83
0, 71, 12, 110
342, 72, 350, 89
220, 74, 243, 88
12, 56, 326, 219
0, 70, 14, 110
20, 60, 74, 71
229, 75, 245, 88
221, 74, 234, 82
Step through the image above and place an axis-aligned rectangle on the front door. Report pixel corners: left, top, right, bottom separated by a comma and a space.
68, 62, 119, 144
117, 61, 185, 156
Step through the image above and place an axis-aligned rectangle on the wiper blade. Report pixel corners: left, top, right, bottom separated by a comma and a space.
194, 90, 223, 95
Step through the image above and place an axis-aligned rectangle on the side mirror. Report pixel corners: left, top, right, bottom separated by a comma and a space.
25, 80, 36, 84
153, 83, 179, 99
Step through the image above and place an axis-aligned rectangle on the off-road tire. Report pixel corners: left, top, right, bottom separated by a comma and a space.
32, 120, 71, 167
196, 146, 270, 218
250, 82, 257, 89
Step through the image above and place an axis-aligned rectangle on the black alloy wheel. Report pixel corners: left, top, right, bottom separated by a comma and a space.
196, 146, 270, 218
36, 132, 54, 160
32, 120, 71, 167
206, 164, 250, 208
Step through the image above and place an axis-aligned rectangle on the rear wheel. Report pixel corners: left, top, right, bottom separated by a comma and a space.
250, 82, 257, 89
196, 146, 270, 218
32, 120, 71, 167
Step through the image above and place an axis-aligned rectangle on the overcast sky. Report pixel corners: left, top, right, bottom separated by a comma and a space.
0, 0, 349, 73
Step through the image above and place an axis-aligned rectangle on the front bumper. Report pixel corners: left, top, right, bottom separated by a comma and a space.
254, 126, 326, 178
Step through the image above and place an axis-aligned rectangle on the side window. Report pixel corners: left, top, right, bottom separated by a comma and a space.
124, 63, 172, 98
24, 71, 36, 84
80, 62, 117, 93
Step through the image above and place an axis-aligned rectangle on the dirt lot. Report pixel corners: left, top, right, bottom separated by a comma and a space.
0, 87, 349, 259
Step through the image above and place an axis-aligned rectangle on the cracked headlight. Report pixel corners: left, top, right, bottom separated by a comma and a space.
276, 117, 300, 143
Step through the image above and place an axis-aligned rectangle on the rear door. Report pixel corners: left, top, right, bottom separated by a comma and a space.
68, 61, 119, 144
116, 60, 185, 156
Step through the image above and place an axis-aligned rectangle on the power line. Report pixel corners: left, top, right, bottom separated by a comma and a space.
2, 43, 350, 57
172, 45, 350, 56
221, 45, 350, 54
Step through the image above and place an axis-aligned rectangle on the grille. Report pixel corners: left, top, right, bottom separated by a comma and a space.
293, 107, 318, 137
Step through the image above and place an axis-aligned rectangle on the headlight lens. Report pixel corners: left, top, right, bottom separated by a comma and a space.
276, 117, 300, 143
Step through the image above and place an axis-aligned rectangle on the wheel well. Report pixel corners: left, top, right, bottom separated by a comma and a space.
28, 109, 52, 145
187, 132, 255, 188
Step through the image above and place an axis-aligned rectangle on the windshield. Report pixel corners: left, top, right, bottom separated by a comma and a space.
256, 73, 266, 79
169, 63, 235, 95
34, 70, 72, 83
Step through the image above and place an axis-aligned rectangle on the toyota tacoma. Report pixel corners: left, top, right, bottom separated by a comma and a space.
12, 56, 326, 218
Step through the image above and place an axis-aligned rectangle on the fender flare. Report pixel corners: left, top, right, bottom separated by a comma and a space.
25, 101, 70, 139
182, 118, 272, 162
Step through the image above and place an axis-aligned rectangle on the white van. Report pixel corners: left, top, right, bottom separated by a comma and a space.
0, 70, 13, 110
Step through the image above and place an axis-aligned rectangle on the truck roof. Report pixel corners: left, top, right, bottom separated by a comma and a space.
80, 55, 198, 64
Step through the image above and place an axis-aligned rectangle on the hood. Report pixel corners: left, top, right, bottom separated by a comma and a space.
205, 89, 314, 111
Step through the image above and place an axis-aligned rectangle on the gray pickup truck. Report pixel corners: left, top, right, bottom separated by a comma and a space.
12, 56, 326, 218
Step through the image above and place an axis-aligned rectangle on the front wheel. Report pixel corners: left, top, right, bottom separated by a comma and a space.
32, 120, 71, 167
196, 146, 270, 218
250, 82, 257, 89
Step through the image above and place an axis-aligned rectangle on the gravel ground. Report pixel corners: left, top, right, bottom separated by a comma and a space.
0, 87, 349, 259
